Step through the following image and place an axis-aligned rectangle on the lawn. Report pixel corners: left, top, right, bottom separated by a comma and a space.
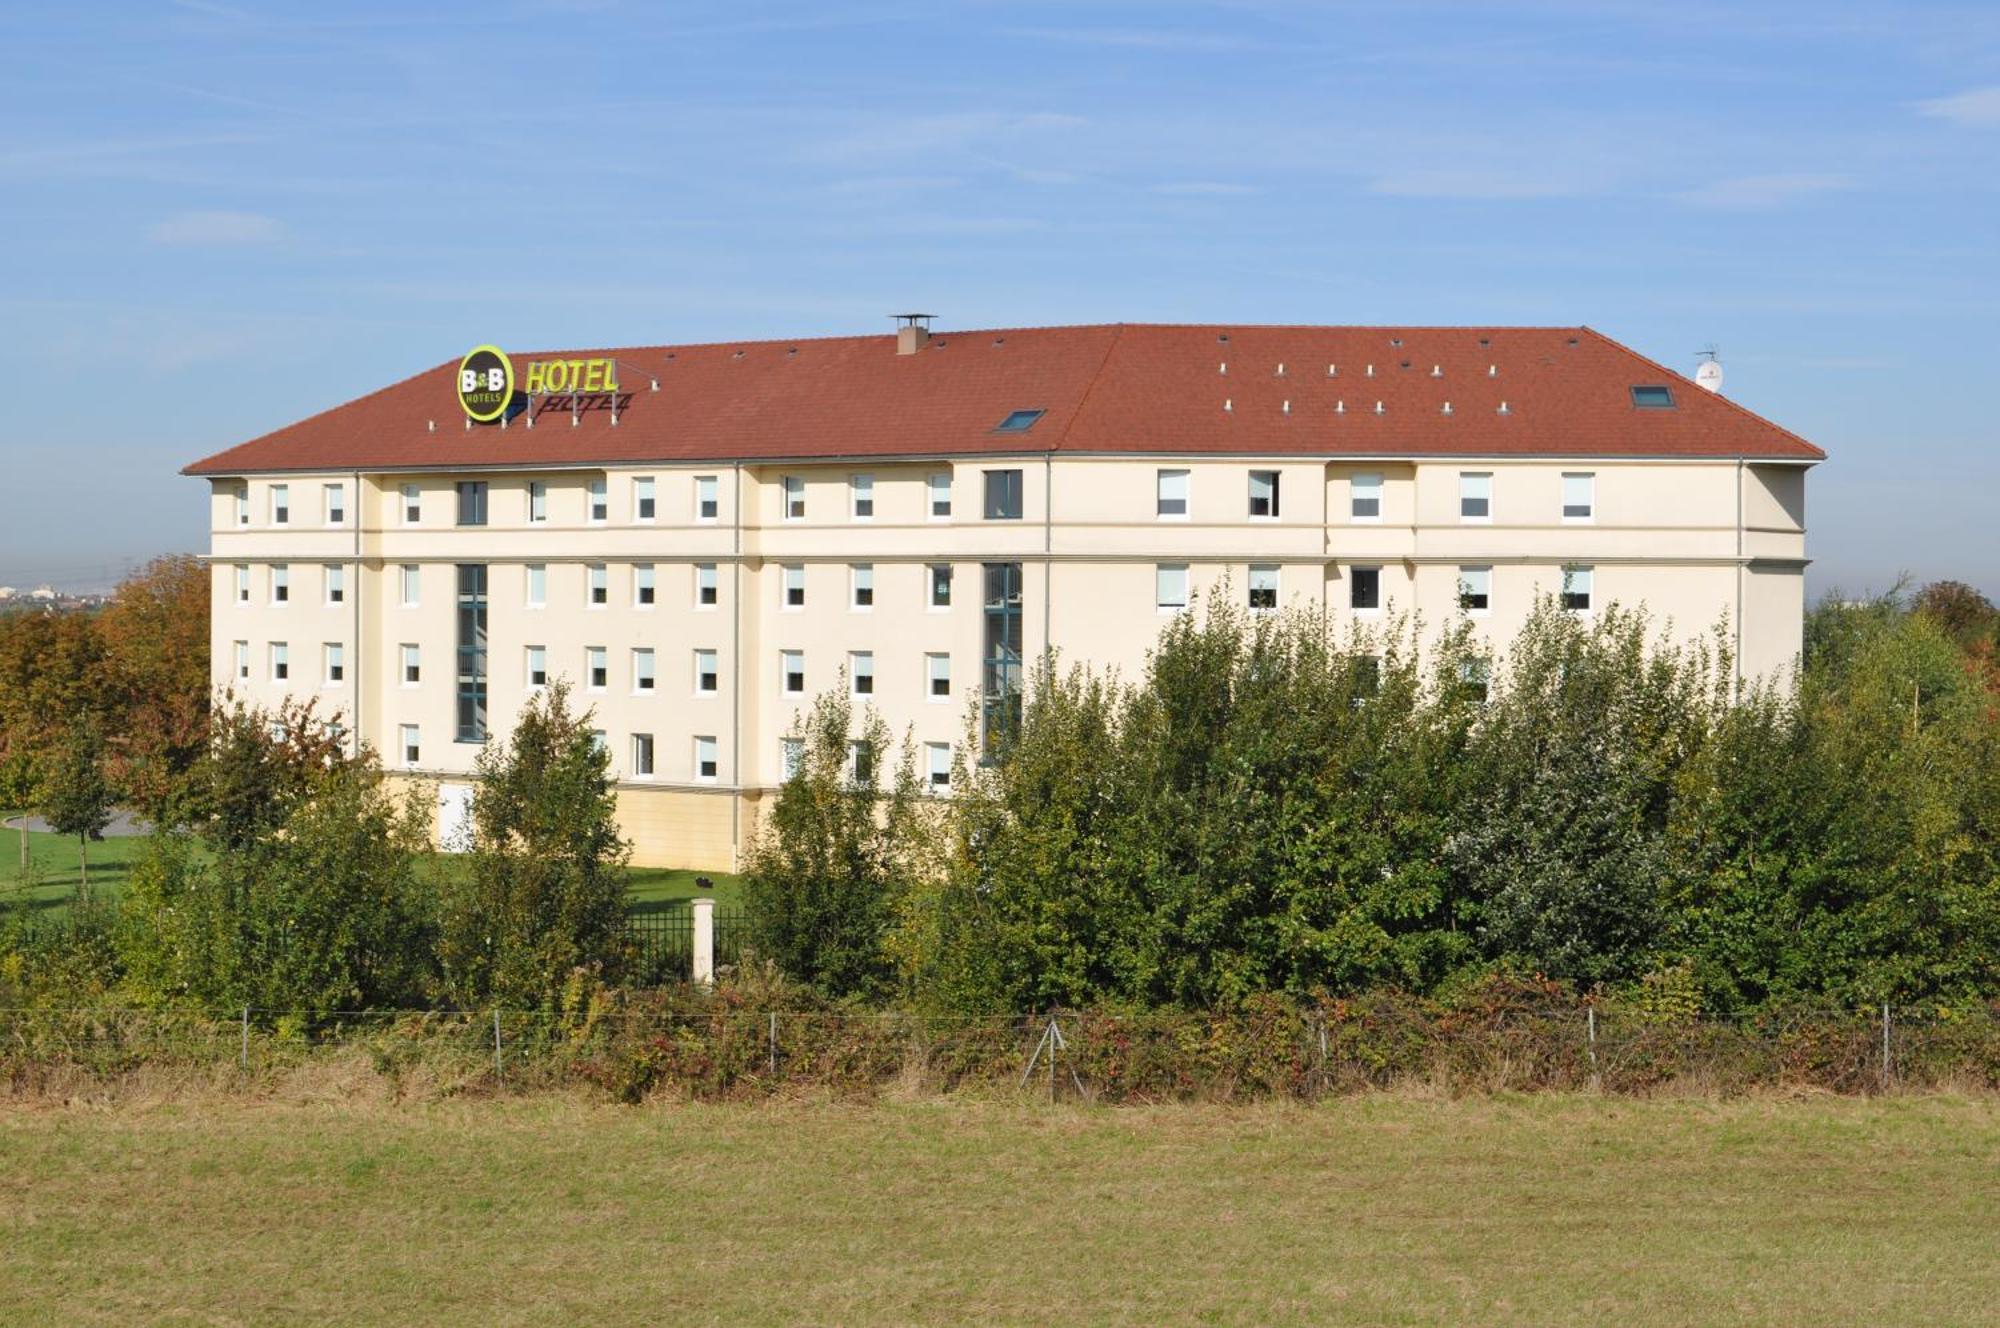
0, 816, 739, 919
0, 1095, 1993, 1326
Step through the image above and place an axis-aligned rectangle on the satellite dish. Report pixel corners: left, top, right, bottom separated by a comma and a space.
1695, 348, 1724, 394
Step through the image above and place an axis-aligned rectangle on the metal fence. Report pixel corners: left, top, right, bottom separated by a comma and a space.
623, 907, 749, 982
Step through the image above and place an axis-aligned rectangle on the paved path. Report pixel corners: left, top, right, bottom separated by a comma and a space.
2, 810, 151, 837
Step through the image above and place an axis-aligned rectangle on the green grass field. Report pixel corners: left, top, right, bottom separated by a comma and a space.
0, 817, 739, 918
0, 1095, 1993, 1326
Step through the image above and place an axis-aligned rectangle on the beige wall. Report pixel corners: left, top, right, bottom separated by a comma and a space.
206, 453, 1811, 869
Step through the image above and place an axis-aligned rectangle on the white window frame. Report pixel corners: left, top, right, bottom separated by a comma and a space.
401, 484, 421, 526
1562, 472, 1595, 524
1459, 472, 1492, 524
588, 477, 608, 524
850, 650, 875, 698
1156, 563, 1190, 614
632, 648, 656, 694
528, 481, 548, 524
586, 646, 609, 692
1350, 564, 1383, 616
695, 563, 718, 610
270, 564, 289, 606
782, 564, 805, 611
928, 562, 952, 611
1458, 565, 1493, 616
399, 564, 420, 608
1248, 564, 1280, 614
783, 475, 806, 521
270, 641, 289, 682
323, 642, 344, 687
525, 563, 546, 609
631, 733, 656, 780
1563, 564, 1595, 614
270, 484, 289, 526
234, 487, 249, 527
780, 738, 804, 780
233, 640, 249, 681
234, 564, 250, 604
1351, 472, 1383, 523
1156, 468, 1190, 520
634, 563, 656, 608
926, 742, 951, 793
781, 650, 805, 697
850, 473, 874, 521
633, 476, 656, 524
324, 483, 345, 527
587, 563, 608, 608
926, 652, 951, 703
695, 475, 719, 523
525, 645, 547, 691
927, 471, 952, 520
694, 736, 720, 783
850, 563, 874, 612
399, 724, 421, 769
401, 643, 421, 687
1248, 469, 1280, 520
694, 648, 718, 696
324, 563, 345, 607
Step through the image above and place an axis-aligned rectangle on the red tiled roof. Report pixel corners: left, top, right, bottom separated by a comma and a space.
182, 323, 1823, 475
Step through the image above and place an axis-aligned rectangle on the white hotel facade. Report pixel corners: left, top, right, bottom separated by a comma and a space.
187, 321, 1822, 869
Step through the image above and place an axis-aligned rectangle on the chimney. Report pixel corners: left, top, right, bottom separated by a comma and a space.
893, 312, 934, 355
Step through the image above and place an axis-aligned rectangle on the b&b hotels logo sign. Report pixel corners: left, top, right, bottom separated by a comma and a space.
456, 345, 629, 424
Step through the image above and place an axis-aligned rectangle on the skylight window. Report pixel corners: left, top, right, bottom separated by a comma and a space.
1630, 385, 1675, 409
994, 409, 1045, 433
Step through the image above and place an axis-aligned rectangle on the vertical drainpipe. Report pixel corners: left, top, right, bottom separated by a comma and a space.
1042, 451, 1053, 669
352, 470, 364, 757
730, 462, 743, 862
1734, 458, 1744, 697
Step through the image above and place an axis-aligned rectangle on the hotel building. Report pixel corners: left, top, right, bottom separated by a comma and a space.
185, 321, 1823, 869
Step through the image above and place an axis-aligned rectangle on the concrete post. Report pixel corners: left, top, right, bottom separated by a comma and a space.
691, 897, 715, 986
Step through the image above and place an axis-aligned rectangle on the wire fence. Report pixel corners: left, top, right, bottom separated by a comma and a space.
3, 1000, 1996, 1102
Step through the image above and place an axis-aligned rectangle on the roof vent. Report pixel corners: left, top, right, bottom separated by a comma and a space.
1335, 400, 1346, 414
525, 412, 534, 428
1431, 364, 1442, 377
1487, 364, 1497, 377
1374, 400, 1385, 415
893, 312, 934, 356
1282, 399, 1291, 414
1478, 337, 1491, 347
1498, 401, 1510, 414
1224, 397, 1233, 412
1442, 401, 1453, 415
993, 336, 1005, 346
1390, 337, 1403, 347
731, 350, 744, 359
1365, 364, 1375, 377
1218, 333, 1229, 344
1219, 361, 1227, 375
427, 420, 435, 433
1276, 362, 1285, 376
1327, 363, 1337, 376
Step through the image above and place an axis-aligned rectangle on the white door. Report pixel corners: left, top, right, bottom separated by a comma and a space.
437, 783, 475, 852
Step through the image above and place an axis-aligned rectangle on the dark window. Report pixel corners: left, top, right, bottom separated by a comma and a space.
929, 563, 952, 607
636, 482, 655, 520
1350, 566, 1381, 611
456, 482, 488, 527
982, 562, 1024, 753
589, 654, 607, 689
785, 570, 805, 607
455, 563, 488, 742
785, 660, 805, 693
994, 409, 1044, 433
984, 469, 1024, 520
1630, 385, 1675, 409
1249, 470, 1281, 518
851, 740, 874, 783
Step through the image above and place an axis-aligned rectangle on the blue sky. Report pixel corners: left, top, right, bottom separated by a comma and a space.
2, 0, 1996, 595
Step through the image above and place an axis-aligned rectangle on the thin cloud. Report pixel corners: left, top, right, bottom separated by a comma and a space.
148, 210, 285, 246
1915, 86, 2000, 128
1367, 168, 1592, 200
1675, 173, 1852, 211
1152, 181, 1259, 197
1000, 26, 1270, 53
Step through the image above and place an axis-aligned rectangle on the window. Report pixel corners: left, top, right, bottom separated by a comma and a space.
928, 472, 952, 519
696, 475, 719, 522
1460, 657, 1491, 705
850, 474, 874, 520
1157, 468, 1190, 519
324, 643, 344, 685
1460, 472, 1491, 522
401, 484, 421, 525
455, 564, 487, 741
588, 477, 608, 523
849, 740, 875, 783
994, 409, 1044, 433
783, 475, 805, 520
234, 487, 249, 527
695, 563, 718, 608
1630, 385, 1675, 409
1458, 565, 1492, 614
631, 733, 655, 778
851, 651, 874, 697
324, 483, 345, 526
1350, 565, 1381, 613
270, 642, 289, 681
1248, 469, 1281, 519
587, 646, 608, 691
324, 564, 345, 606
1563, 565, 1594, 613
927, 652, 951, 701
401, 644, 420, 686
928, 563, 952, 609
587, 563, 607, 606
781, 650, 805, 696
851, 563, 874, 610
270, 484, 289, 525
694, 649, 718, 694
634, 563, 656, 607
984, 469, 1023, 520
233, 640, 249, 680
456, 481, 488, 527
399, 724, 420, 769
234, 564, 250, 603
528, 481, 548, 523
633, 648, 656, 693
271, 564, 289, 605
783, 564, 805, 609
694, 736, 719, 782
780, 738, 804, 780
927, 742, 951, 792
1156, 563, 1190, 613
634, 476, 655, 522
525, 645, 547, 689
982, 563, 1024, 752
1351, 473, 1382, 522
1249, 564, 1280, 612
1562, 472, 1595, 522
591, 730, 608, 756
400, 564, 420, 608
525, 563, 546, 608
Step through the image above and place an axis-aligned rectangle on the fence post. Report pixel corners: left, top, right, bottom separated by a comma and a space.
240, 1006, 249, 1070
768, 1011, 778, 1076
493, 1007, 504, 1082
1880, 1003, 1891, 1091
691, 897, 716, 986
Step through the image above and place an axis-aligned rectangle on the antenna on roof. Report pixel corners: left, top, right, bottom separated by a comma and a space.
1695, 346, 1724, 395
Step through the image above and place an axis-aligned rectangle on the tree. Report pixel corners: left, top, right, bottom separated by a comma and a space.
0, 747, 36, 874
194, 694, 355, 852
39, 715, 114, 900
434, 683, 632, 1008
97, 555, 212, 829
744, 686, 924, 999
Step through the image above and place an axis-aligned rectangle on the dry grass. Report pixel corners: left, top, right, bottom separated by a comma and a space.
1, 1093, 1995, 1326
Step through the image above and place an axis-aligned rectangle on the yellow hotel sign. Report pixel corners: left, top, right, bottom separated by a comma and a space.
456, 345, 621, 422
